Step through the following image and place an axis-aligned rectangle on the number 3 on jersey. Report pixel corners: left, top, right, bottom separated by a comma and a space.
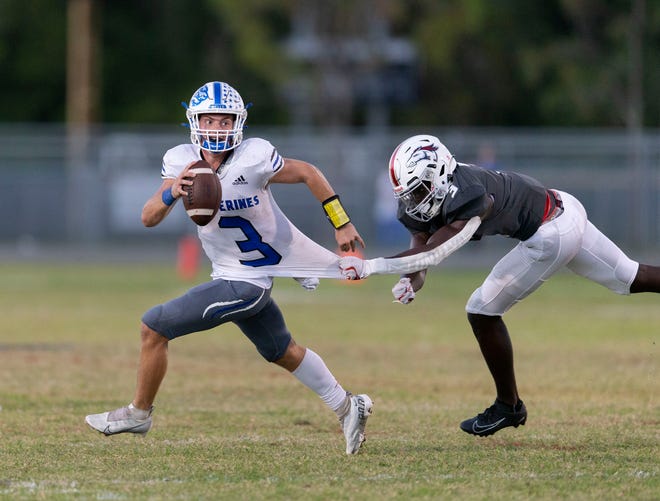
219, 216, 282, 267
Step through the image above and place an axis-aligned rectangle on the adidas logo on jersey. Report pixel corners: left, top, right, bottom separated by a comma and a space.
232, 175, 248, 185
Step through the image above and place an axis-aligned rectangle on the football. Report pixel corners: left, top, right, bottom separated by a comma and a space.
182, 160, 222, 226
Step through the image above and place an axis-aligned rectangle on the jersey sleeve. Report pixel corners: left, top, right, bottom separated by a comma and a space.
443, 167, 491, 223
269, 145, 284, 175
161, 144, 198, 179
238, 138, 284, 187
444, 187, 490, 223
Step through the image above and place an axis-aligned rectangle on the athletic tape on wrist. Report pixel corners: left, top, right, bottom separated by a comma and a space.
161, 187, 176, 206
322, 195, 351, 229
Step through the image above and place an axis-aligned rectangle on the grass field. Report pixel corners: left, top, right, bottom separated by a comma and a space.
0, 262, 657, 500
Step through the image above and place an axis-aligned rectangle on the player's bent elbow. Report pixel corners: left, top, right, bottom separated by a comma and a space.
141, 211, 160, 228
141, 200, 168, 227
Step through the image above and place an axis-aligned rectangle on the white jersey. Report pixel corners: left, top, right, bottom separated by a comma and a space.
161, 138, 342, 288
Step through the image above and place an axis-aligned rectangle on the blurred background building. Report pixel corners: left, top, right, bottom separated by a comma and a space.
0, 0, 658, 262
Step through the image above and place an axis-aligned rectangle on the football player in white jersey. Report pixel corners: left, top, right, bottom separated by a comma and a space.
339, 134, 660, 438
86, 81, 373, 455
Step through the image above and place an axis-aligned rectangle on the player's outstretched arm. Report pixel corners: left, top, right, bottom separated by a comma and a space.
339, 216, 481, 279
271, 158, 365, 251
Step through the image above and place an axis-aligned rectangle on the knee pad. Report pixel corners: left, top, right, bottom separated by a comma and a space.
466, 288, 510, 316
614, 258, 639, 294
236, 298, 292, 362
252, 332, 291, 362
141, 304, 164, 334
465, 289, 484, 315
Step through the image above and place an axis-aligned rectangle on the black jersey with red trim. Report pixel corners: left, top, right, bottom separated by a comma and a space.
397, 163, 548, 241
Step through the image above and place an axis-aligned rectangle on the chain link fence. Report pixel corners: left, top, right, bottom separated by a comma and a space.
1, 124, 658, 261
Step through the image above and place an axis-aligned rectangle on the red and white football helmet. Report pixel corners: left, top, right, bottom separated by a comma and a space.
388, 134, 456, 222
186, 82, 248, 152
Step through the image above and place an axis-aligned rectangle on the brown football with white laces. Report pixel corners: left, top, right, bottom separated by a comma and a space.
182, 160, 222, 226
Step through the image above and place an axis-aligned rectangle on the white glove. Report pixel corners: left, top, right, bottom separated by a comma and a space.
392, 277, 415, 304
339, 256, 367, 280
294, 277, 320, 291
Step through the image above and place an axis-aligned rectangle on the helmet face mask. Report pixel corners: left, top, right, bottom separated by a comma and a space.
388, 135, 456, 222
186, 82, 247, 152
399, 179, 439, 221
193, 114, 236, 152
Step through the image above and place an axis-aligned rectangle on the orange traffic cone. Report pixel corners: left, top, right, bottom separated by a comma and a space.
177, 235, 200, 280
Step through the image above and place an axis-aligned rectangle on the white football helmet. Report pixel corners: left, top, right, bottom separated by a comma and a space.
388, 134, 456, 222
186, 82, 247, 152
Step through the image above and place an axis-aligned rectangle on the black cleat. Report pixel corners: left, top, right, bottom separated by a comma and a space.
460, 399, 527, 437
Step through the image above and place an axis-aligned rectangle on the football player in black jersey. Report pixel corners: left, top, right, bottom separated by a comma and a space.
339, 134, 660, 437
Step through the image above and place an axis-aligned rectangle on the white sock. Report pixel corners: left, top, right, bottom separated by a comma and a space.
128, 403, 150, 419
291, 349, 349, 415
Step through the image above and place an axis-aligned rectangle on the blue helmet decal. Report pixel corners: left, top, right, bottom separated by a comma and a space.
190, 85, 210, 107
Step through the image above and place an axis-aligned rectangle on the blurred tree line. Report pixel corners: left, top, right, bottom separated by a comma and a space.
0, 0, 657, 127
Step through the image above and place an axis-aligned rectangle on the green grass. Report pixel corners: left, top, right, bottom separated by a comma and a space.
0, 262, 657, 500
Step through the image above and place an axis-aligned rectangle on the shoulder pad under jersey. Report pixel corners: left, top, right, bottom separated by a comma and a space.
230, 138, 284, 174
161, 144, 200, 179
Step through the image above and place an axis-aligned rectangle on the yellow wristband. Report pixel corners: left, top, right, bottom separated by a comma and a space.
322, 195, 351, 229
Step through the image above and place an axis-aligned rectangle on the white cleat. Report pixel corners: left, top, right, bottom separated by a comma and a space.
85, 405, 153, 436
341, 394, 373, 455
